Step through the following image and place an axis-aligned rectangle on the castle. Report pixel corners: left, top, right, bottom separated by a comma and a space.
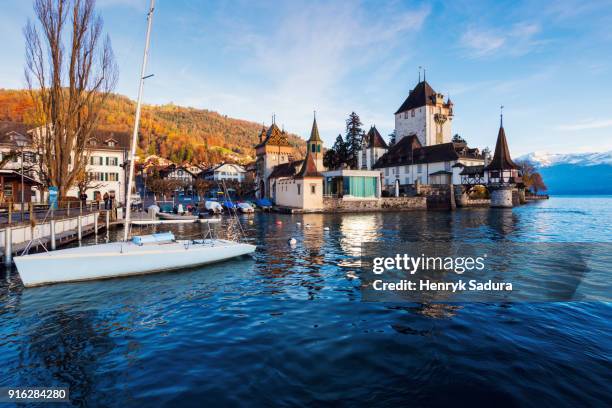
254, 76, 520, 209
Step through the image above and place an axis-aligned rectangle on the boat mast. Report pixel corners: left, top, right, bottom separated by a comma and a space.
124, 0, 155, 241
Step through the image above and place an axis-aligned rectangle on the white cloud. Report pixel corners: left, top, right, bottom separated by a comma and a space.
460, 22, 544, 58
172, 1, 431, 142
557, 118, 612, 131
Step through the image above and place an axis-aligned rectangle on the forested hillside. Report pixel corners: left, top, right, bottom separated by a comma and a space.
0, 89, 305, 164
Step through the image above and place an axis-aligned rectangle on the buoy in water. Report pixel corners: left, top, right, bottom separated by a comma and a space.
288, 238, 297, 246
324, 227, 330, 231
296, 222, 301, 226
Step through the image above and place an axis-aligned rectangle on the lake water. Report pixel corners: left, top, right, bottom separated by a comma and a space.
0, 196, 610, 407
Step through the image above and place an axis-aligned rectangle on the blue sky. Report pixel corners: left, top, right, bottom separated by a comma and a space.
1, 0, 612, 155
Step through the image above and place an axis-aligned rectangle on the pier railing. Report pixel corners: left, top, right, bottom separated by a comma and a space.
0, 200, 118, 227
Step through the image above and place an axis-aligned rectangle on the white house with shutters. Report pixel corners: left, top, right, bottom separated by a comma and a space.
201, 163, 246, 182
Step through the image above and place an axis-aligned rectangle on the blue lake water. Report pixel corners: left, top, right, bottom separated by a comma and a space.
0, 196, 610, 407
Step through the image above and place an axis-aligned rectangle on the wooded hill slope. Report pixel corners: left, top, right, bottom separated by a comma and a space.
0, 89, 305, 165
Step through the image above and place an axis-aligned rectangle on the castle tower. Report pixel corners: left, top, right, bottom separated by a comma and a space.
307, 114, 324, 171
254, 121, 294, 199
485, 112, 521, 208
394, 78, 453, 146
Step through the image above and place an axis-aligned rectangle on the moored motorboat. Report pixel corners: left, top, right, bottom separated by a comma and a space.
255, 198, 273, 211
237, 202, 255, 213
205, 200, 223, 214
157, 212, 198, 221
222, 200, 236, 212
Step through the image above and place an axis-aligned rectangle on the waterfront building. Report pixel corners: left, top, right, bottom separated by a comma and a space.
254, 121, 294, 199
394, 78, 453, 146
0, 122, 44, 202
274, 151, 324, 210
373, 135, 483, 196
1, 122, 129, 202
158, 164, 198, 184
200, 163, 246, 182
67, 130, 129, 201
358, 126, 388, 170
322, 169, 382, 199
270, 116, 325, 210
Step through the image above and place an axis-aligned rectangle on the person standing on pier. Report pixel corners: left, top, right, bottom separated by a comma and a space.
103, 192, 110, 210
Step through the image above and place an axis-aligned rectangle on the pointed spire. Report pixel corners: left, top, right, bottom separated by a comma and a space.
309, 111, 322, 142
423, 68, 426, 82
500, 105, 504, 127
486, 112, 518, 170
418, 66, 422, 83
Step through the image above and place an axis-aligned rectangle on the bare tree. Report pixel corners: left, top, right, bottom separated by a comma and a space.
24, 0, 118, 197
74, 165, 102, 197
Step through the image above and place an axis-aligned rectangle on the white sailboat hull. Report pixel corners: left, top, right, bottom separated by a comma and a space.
14, 239, 256, 287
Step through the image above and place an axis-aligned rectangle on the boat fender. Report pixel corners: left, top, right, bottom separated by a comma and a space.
288, 238, 297, 246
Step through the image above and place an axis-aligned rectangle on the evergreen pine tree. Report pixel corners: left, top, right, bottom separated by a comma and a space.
344, 112, 364, 168
388, 130, 396, 146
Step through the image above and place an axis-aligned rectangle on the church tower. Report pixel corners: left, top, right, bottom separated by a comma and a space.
307, 114, 324, 171
394, 76, 453, 146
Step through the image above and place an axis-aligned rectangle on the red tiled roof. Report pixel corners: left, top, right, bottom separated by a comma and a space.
295, 152, 322, 179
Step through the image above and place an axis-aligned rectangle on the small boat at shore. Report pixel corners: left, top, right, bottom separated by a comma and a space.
255, 198, 273, 211
14, 234, 255, 287
157, 212, 198, 221
237, 202, 255, 213
205, 200, 223, 214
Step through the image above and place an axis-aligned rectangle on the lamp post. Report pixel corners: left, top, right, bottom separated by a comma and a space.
14, 134, 29, 222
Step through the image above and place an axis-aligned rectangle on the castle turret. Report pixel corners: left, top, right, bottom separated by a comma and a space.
307, 114, 324, 171
394, 78, 453, 146
485, 112, 521, 208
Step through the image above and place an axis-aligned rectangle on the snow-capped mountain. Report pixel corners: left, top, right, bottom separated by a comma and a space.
517, 151, 612, 168
515, 150, 612, 195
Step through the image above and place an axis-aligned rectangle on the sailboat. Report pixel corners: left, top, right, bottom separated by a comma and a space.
14, 0, 255, 288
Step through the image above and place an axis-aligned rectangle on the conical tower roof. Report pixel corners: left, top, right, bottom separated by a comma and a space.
485, 124, 519, 170
309, 116, 322, 143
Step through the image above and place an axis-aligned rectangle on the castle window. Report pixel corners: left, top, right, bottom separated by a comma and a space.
317, 145, 321, 153
404, 112, 408, 119
417, 164, 423, 173
385, 168, 389, 176
411, 110, 415, 117
310, 184, 316, 194
297, 185, 301, 195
